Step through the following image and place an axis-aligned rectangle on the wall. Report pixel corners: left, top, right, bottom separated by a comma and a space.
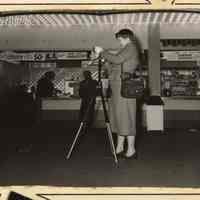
0, 24, 148, 93
0, 23, 199, 51
160, 23, 200, 39
4, 22, 199, 95
0, 61, 29, 87
0, 24, 148, 51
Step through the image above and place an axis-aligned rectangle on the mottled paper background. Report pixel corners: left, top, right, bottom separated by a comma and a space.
0, 0, 200, 199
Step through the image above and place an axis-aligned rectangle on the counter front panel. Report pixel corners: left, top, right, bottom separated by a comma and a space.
40, 97, 106, 127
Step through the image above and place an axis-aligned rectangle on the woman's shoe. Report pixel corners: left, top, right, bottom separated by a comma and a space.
123, 152, 138, 159
116, 151, 124, 158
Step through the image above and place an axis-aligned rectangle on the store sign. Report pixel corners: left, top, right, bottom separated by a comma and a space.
56, 52, 89, 60
162, 51, 200, 61
0, 51, 89, 62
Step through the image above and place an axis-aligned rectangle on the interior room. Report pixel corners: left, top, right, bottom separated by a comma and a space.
1, 11, 200, 187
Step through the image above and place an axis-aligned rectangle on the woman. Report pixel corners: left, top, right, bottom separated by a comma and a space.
94, 29, 141, 159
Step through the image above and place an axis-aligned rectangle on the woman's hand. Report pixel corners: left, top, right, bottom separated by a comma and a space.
94, 46, 104, 55
90, 50, 99, 61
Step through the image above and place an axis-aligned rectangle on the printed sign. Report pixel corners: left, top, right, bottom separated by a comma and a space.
162, 51, 200, 61
56, 52, 89, 60
0, 51, 89, 62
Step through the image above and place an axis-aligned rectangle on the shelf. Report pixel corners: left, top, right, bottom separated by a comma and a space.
161, 60, 198, 69
162, 96, 200, 100
160, 47, 200, 51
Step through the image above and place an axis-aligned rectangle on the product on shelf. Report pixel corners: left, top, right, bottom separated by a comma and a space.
161, 69, 199, 97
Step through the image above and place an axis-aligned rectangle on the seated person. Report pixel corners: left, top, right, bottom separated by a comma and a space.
79, 70, 98, 128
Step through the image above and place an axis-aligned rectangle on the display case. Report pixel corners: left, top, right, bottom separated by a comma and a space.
161, 68, 200, 97
160, 50, 200, 97
159, 45, 200, 129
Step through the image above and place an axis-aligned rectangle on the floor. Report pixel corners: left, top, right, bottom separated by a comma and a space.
1, 121, 200, 187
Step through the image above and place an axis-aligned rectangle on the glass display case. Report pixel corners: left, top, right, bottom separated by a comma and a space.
161, 69, 200, 97
160, 50, 200, 129
160, 50, 200, 97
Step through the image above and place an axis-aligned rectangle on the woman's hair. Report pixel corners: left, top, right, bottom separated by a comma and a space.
115, 28, 143, 64
115, 29, 134, 41
45, 71, 55, 80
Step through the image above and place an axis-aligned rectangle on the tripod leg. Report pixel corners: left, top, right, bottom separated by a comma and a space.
100, 92, 118, 164
66, 122, 84, 159
106, 123, 118, 164
66, 96, 95, 159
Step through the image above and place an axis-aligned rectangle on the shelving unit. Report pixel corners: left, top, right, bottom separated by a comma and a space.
160, 39, 200, 128
160, 51, 200, 97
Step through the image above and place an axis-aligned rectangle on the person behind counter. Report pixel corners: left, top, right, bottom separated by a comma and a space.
79, 70, 98, 129
36, 70, 62, 124
36, 71, 61, 98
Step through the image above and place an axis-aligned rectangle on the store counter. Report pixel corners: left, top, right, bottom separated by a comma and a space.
42, 96, 81, 111
41, 96, 106, 127
41, 95, 200, 129
162, 96, 200, 128
141, 96, 200, 129
162, 96, 200, 110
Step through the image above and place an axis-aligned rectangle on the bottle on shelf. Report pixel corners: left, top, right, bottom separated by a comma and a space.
164, 81, 172, 97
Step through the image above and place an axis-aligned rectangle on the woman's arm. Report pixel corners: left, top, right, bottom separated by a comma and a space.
101, 44, 136, 65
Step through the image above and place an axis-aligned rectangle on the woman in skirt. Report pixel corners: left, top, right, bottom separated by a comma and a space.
94, 29, 141, 159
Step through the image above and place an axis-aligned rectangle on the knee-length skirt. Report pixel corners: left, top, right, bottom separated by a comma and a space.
108, 80, 137, 136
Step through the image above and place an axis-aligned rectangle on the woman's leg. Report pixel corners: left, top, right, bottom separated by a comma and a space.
116, 135, 125, 154
125, 135, 136, 157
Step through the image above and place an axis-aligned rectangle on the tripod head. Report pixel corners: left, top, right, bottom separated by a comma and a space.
88, 49, 105, 82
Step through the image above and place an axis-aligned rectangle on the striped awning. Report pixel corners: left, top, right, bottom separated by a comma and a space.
0, 11, 199, 26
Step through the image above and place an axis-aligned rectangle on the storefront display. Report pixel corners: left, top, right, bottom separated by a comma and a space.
161, 49, 200, 97
160, 44, 200, 129
161, 69, 199, 97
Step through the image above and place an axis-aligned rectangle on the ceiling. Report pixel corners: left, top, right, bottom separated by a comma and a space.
0, 11, 199, 26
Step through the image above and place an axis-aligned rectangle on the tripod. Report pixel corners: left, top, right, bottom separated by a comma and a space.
66, 56, 118, 164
